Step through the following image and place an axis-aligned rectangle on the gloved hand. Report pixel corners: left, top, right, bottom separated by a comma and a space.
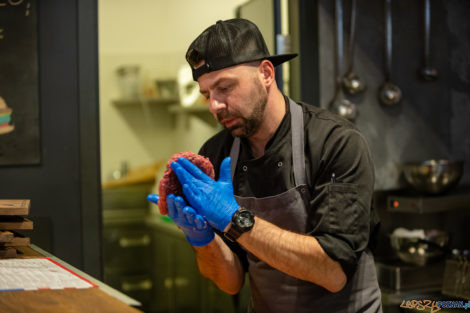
147, 194, 214, 247
170, 156, 240, 231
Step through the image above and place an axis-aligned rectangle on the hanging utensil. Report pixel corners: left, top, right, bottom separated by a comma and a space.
329, 0, 358, 121
342, 0, 366, 95
378, 0, 402, 106
420, 0, 438, 80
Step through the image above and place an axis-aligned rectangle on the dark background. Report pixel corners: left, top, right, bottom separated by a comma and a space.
0, 0, 40, 165
318, 0, 470, 190
317, 0, 470, 254
0, 0, 101, 278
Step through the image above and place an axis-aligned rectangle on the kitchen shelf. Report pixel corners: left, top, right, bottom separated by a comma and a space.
112, 98, 217, 128
382, 185, 470, 214
168, 104, 217, 127
167, 104, 209, 114
112, 98, 179, 107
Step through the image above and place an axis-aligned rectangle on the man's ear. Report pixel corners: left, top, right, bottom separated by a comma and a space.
259, 60, 276, 86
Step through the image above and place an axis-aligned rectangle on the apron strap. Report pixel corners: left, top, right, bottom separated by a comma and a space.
229, 136, 241, 181
229, 98, 306, 186
289, 98, 306, 186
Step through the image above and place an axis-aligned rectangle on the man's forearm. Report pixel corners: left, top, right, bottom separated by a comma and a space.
193, 235, 245, 295
237, 217, 347, 293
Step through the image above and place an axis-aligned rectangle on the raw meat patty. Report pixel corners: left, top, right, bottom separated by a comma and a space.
157, 151, 215, 215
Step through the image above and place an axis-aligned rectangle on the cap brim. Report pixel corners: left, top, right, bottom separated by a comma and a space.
266, 53, 298, 67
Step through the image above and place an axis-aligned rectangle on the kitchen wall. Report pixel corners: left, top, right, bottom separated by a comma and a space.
99, 0, 247, 184
317, 0, 470, 190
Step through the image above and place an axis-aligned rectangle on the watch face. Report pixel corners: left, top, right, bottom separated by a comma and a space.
235, 210, 254, 228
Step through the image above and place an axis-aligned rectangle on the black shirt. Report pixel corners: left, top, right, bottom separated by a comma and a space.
199, 98, 377, 277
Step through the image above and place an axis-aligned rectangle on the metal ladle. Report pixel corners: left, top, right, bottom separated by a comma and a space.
342, 0, 366, 96
420, 0, 438, 80
378, 0, 402, 106
329, 0, 358, 122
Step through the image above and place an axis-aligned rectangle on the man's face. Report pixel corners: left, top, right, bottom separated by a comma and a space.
197, 63, 268, 138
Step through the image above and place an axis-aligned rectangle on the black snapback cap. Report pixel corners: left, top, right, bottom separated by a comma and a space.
186, 18, 298, 81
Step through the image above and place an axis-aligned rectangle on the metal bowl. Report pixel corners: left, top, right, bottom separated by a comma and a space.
390, 229, 450, 266
402, 159, 464, 194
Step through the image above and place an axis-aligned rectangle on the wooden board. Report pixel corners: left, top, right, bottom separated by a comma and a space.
0, 216, 33, 230
15, 245, 43, 259
0, 230, 14, 242
0, 199, 30, 215
0, 246, 17, 258
0, 288, 143, 313
1, 236, 30, 247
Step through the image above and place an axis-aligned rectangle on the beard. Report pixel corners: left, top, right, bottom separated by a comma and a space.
217, 77, 268, 138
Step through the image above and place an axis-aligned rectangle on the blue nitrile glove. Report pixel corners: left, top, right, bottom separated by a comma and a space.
147, 194, 214, 247
170, 157, 240, 231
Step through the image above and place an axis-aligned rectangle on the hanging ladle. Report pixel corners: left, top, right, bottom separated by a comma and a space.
342, 0, 366, 96
420, 0, 438, 80
378, 0, 402, 106
329, 0, 358, 122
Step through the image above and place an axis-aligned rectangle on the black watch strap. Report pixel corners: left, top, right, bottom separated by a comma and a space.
224, 226, 243, 242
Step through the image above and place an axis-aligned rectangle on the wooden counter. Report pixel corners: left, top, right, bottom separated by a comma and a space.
0, 245, 143, 313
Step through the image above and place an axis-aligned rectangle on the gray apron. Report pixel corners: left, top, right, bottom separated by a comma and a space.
229, 99, 382, 313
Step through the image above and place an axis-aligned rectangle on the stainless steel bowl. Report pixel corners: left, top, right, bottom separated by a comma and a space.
402, 159, 464, 194
390, 229, 450, 266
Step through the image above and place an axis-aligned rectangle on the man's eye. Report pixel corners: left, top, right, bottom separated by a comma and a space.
219, 87, 228, 92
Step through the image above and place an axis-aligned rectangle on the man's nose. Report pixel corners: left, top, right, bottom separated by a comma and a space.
209, 97, 226, 114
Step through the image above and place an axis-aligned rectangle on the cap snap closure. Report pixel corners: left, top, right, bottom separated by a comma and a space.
242, 165, 248, 172
277, 161, 283, 167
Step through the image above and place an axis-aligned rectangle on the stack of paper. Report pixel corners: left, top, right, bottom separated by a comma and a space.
0, 258, 97, 291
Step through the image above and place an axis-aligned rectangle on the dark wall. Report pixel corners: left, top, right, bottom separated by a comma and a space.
0, 0, 101, 277
317, 0, 470, 190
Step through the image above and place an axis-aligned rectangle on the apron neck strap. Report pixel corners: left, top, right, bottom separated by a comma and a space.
229, 98, 306, 186
289, 98, 306, 186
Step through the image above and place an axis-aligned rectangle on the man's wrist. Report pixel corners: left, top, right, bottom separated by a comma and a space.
223, 206, 240, 232
223, 221, 232, 233
223, 207, 255, 242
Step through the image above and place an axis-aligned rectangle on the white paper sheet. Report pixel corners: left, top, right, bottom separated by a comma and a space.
0, 258, 97, 291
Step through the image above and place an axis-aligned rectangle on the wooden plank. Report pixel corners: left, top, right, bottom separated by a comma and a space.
0, 217, 33, 230
0, 231, 14, 242
1, 236, 30, 247
0, 288, 143, 313
0, 247, 17, 258
15, 245, 44, 259
0, 199, 30, 215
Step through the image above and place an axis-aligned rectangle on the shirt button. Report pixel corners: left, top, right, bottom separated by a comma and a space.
242, 165, 248, 172
277, 161, 283, 167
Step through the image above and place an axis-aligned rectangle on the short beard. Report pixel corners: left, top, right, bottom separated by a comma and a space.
219, 77, 267, 138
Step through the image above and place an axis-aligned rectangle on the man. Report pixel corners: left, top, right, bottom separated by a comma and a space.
148, 18, 382, 313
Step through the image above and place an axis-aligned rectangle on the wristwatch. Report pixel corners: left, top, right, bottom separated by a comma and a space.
224, 207, 255, 242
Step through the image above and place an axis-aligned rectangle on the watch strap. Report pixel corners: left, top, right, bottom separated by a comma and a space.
224, 225, 242, 242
